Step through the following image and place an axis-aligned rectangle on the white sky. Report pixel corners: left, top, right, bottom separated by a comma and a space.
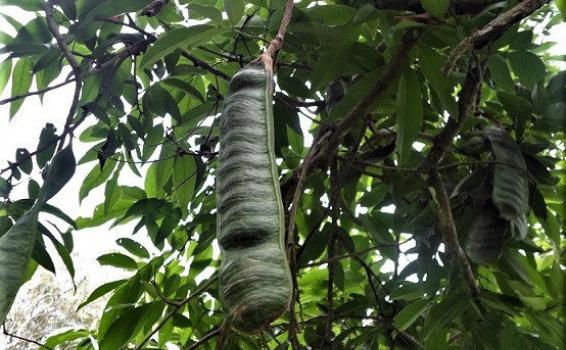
0, 3, 564, 345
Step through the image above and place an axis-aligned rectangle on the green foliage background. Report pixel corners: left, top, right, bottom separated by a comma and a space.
0, 0, 564, 349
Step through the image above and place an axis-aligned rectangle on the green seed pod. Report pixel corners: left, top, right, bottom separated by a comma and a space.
466, 201, 509, 264
216, 61, 292, 333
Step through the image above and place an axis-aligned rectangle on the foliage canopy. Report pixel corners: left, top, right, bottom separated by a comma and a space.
0, 0, 565, 349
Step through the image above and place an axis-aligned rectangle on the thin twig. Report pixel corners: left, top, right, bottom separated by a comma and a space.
324, 158, 339, 346
335, 30, 420, 137
0, 78, 77, 106
185, 327, 221, 350
443, 0, 550, 74
45, 1, 83, 151
302, 241, 412, 268
181, 51, 230, 81
285, 131, 329, 350
421, 62, 487, 299
287, 131, 332, 255
135, 275, 217, 350
96, 16, 155, 39
2, 324, 53, 350
213, 320, 231, 350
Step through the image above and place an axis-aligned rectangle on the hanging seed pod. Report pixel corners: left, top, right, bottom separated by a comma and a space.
216, 60, 292, 333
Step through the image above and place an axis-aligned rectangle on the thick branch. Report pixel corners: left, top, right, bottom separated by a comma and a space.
423, 62, 485, 169
45, 1, 83, 150
263, 0, 295, 60
421, 63, 486, 299
428, 170, 480, 298
324, 159, 339, 346
444, 0, 550, 73
282, 30, 420, 236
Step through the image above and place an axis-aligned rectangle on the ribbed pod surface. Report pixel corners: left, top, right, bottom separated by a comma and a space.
466, 201, 509, 264
216, 61, 292, 333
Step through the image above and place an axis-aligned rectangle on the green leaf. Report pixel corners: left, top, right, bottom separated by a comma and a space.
15, 148, 32, 174
40, 225, 75, 284
104, 173, 121, 215
173, 155, 197, 217
80, 0, 152, 23
418, 46, 458, 116
142, 124, 164, 161
395, 67, 423, 165
162, 77, 205, 102
225, 0, 244, 24
36, 123, 58, 167
508, 51, 546, 89
556, 0, 566, 19
186, 3, 223, 24
99, 304, 148, 350
0, 0, 42, 11
497, 91, 533, 129
140, 25, 223, 69
393, 299, 430, 331
116, 238, 150, 259
421, 0, 449, 18
304, 5, 357, 26
0, 179, 10, 198
538, 102, 566, 132
45, 329, 90, 348
499, 249, 530, 284
0, 59, 11, 96
80, 159, 118, 202
422, 296, 471, 339
0, 208, 40, 323
42, 145, 76, 202
143, 83, 181, 122
10, 58, 33, 118
77, 279, 127, 311
483, 126, 529, 239
97, 253, 138, 270
32, 235, 55, 273
488, 54, 514, 92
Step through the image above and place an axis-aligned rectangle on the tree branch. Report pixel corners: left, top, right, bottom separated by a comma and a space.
181, 51, 231, 81
443, 0, 550, 74
45, 1, 83, 151
324, 158, 339, 346
213, 321, 230, 350
301, 241, 412, 268
421, 62, 486, 299
0, 78, 77, 106
185, 327, 220, 350
136, 275, 217, 350
335, 30, 420, 136
2, 324, 53, 350
262, 0, 295, 61
428, 169, 481, 297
